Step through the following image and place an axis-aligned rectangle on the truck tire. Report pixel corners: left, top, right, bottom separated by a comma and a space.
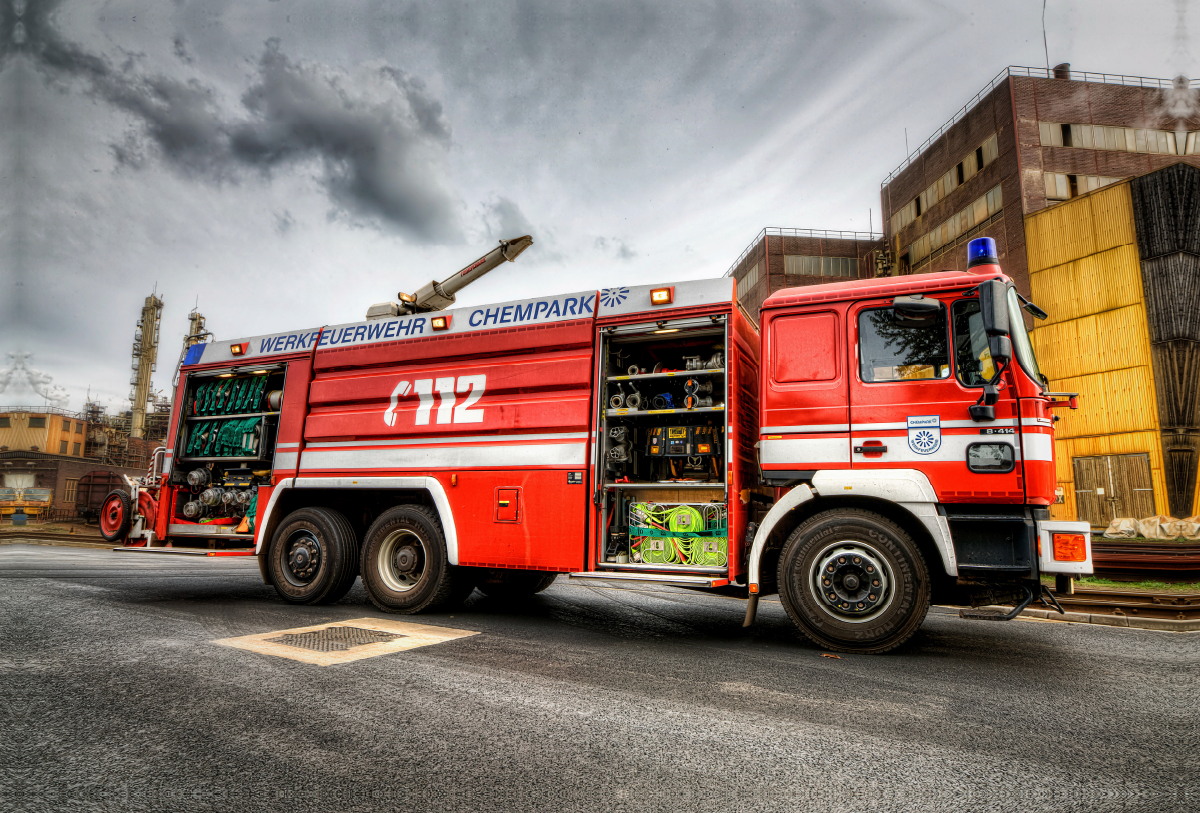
360, 505, 468, 614
268, 507, 360, 605
98, 490, 132, 542
777, 509, 930, 654
476, 569, 557, 600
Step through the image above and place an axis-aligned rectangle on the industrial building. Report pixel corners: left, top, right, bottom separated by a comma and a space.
1027, 161, 1200, 527
0, 407, 151, 517
881, 65, 1200, 297
726, 229, 885, 317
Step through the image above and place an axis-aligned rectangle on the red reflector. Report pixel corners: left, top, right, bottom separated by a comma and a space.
431, 315, 452, 331
650, 286, 674, 306
1052, 533, 1087, 562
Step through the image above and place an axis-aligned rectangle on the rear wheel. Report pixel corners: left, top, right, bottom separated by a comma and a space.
360, 505, 469, 614
476, 569, 557, 600
268, 507, 359, 605
777, 509, 930, 654
98, 490, 132, 542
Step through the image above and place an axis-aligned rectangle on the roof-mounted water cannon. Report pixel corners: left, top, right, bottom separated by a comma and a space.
367, 236, 533, 319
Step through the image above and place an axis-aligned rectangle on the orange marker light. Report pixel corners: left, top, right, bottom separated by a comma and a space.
1052, 532, 1087, 562
431, 315, 452, 331
650, 287, 674, 306
230, 342, 248, 356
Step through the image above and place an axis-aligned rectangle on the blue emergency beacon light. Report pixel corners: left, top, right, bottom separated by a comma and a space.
967, 237, 999, 268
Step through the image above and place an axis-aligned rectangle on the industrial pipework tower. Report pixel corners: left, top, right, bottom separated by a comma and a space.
129, 294, 163, 439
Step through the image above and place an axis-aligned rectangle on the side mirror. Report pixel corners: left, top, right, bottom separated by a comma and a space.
978, 279, 1010, 337
892, 294, 942, 327
987, 334, 1012, 366
969, 382, 1000, 421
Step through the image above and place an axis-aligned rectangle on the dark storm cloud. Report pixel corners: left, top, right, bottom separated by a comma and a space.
230, 42, 458, 241
12, 6, 461, 241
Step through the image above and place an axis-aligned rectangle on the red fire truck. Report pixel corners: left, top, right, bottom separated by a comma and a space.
99, 235, 1091, 653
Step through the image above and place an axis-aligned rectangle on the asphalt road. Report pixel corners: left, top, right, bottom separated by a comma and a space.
1, 543, 1195, 813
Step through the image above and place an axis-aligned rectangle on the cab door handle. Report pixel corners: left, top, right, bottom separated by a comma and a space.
854, 442, 887, 455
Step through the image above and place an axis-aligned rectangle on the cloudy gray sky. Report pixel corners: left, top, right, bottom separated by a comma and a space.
0, 0, 1193, 413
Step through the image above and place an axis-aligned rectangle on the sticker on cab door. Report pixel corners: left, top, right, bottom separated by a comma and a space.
907, 415, 941, 455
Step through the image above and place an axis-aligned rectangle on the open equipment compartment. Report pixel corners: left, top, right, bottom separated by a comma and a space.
596, 318, 731, 574
168, 364, 287, 536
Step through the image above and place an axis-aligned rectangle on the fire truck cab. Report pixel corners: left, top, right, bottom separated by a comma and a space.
745, 238, 1091, 651
100, 236, 1091, 653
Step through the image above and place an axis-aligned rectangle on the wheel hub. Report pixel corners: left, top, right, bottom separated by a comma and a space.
393, 545, 418, 573
287, 536, 320, 582
377, 530, 427, 593
813, 544, 891, 619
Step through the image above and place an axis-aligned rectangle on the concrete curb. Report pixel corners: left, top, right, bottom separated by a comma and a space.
1017, 607, 1200, 632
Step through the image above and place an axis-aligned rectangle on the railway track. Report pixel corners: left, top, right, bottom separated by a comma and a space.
1049, 586, 1200, 621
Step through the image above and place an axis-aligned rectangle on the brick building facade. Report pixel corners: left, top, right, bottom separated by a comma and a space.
881, 66, 1200, 297
1, 450, 148, 513
727, 228, 884, 319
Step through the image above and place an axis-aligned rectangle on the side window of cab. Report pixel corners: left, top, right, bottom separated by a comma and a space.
856, 302, 951, 383
951, 298, 994, 387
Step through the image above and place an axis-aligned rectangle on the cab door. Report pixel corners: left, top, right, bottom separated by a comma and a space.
847, 293, 1025, 504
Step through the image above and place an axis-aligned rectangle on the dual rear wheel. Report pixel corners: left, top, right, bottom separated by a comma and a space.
268, 503, 558, 610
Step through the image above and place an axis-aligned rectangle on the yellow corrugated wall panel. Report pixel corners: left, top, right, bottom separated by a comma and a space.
1086, 182, 1135, 254
1024, 180, 1134, 274
1032, 304, 1150, 380
1052, 366, 1158, 439
1029, 244, 1141, 327
1025, 196, 1098, 272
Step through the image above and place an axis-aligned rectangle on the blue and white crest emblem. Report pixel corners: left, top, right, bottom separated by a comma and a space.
907, 415, 941, 455
600, 287, 629, 307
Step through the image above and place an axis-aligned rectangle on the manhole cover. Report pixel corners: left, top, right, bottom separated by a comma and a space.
267, 626, 404, 652
214, 618, 478, 665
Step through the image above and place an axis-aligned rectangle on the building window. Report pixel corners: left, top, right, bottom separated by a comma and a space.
784, 255, 856, 277
75, 422, 83, 434
62, 419, 71, 432
0, 417, 9, 428
858, 305, 950, 383
905, 184, 1003, 265
1044, 172, 1121, 202
738, 262, 760, 300
891, 133, 999, 235
1039, 121, 1192, 156
29, 417, 46, 428
60, 440, 69, 454
64, 479, 79, 503
73, 442, 81, 456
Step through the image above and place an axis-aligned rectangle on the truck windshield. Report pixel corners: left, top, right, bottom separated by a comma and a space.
23, 489, 52, 501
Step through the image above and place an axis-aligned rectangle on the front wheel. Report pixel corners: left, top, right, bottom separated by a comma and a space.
777, 509, 930, 654
360, 505, 470, 614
